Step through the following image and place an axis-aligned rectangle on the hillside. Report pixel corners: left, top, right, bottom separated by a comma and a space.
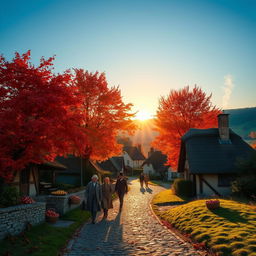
224, 107, 256, 139
130, 107, 256, 155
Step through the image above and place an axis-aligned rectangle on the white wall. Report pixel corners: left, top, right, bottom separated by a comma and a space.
123, 152, 134, 168
196, 174, 231, 197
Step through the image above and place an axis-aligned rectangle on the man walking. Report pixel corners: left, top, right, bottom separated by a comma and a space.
115, 172, 128, 212
86, 174, 102, 224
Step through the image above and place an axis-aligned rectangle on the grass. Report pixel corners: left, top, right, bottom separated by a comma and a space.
151, 189, 185, 205
0, 208, 90, 256
152, 196, 256, 256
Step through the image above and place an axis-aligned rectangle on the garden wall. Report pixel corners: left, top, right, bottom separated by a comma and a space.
0, 202, 46, 240
46, 190, 86, 216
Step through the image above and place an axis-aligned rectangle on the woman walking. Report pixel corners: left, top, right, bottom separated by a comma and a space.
101, 177, 114, 219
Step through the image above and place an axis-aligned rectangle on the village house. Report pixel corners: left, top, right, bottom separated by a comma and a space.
9, 161, 67, 196
142, 148, 178, 180
97, 156, 125, 176
55, 155, 108, 186
123, 145, 146, 169
178, 113, 255, 197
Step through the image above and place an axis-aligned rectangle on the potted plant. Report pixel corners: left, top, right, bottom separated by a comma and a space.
20, 196, 35, 204
45, 209, 59, 223
69, 195, 81, 204
205, 199, 220, 210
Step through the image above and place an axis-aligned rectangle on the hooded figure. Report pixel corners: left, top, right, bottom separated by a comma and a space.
86, 174, 102, 224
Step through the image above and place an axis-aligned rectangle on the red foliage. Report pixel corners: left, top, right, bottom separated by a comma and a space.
153, 85, 221, 168
73, 69, 136, 160
0, 51, 87, 181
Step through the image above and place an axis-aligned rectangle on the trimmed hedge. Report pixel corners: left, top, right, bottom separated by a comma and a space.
173, 178, 193, 197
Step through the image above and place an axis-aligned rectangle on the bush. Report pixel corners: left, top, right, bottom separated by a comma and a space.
173, 178, 194, 197
0, 186, 20, 207
232, 152, 256, 199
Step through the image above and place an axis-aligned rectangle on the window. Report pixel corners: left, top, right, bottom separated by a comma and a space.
218, 174, 234, 187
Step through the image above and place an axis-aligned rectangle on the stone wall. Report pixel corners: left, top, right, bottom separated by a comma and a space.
46, 190, 86, 216
0, 202, 46, 240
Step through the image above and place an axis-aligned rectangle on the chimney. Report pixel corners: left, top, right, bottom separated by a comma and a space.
148, 147, 154, 158
218, 113, 230, 141
137, 144, 142, 153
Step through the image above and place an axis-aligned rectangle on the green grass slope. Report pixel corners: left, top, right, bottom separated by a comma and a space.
159, 199, 256, 256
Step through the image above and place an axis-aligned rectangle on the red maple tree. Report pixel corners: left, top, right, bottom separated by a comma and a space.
0, 51, 86, 181
73, 69, 136, 161
153, 85, 221, 168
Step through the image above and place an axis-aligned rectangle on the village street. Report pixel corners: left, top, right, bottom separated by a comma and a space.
63, 179, 200, 256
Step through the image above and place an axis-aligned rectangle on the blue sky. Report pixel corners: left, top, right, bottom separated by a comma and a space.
1, 0, 255, 117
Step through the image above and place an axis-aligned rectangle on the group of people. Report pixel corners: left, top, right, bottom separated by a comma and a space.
139, 172, 149, 188
85, 173, 128, 224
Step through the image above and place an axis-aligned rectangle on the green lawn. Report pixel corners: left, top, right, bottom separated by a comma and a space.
151, 189, 185, 204
0, 208, 90, 256
152, 195, 256, 256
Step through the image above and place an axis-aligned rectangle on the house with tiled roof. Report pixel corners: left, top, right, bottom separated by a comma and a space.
123, 145, 146, 169
178, 114, 255, 197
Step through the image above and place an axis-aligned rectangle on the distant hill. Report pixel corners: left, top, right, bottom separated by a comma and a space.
224, 107, 256, 139
129, 107, 256, 156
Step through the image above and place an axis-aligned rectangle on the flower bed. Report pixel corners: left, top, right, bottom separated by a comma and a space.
46, 190, 85, 216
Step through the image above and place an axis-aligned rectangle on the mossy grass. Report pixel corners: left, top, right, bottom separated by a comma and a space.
0, 208, 90, 256
152, 195, 256, 256
151, 189, 186, 205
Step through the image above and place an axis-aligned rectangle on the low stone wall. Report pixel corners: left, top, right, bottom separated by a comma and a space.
46, 190, 86, 216
0, 202, 46, 240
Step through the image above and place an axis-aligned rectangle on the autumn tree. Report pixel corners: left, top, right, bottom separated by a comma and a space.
153, 85, 221, 168
73, 69, 136, 161
0, 51, 86, 181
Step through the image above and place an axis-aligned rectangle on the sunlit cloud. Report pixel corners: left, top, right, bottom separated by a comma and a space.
222, 74, 234, 109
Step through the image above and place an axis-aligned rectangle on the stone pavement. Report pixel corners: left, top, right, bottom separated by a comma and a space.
63, 179, 201, 256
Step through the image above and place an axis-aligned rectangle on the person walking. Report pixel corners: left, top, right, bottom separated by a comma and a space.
101, 177, 114, 219
115, 172, 128, 212
139, 172, 144, 188
144, 173, 149, 188
86, 174, 102, 224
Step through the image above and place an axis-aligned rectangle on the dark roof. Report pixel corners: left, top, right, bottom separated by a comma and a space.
90, 160, 111, 175
98, 157, 124, 173
123, 146, 145, 160
142, 151, 169, 171
178, 128, 255, 174
41, 161, 67, 170
110, 157, 124, 171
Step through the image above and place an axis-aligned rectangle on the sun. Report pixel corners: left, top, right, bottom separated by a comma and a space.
135, 111, 152, 121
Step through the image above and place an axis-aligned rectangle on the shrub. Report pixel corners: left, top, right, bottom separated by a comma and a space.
173, 178, 194, 197
232, 152, 256, 199
0, 186, 20, 207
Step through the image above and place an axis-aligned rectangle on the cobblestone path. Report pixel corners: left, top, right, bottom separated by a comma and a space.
64, 179, 200, 256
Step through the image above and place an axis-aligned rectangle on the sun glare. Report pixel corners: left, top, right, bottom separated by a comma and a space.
135, 111, 152, 121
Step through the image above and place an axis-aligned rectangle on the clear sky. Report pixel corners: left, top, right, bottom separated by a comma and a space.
1, 0, 255, 117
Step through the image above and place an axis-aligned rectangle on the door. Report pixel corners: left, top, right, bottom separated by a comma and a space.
20, 168, 30, 195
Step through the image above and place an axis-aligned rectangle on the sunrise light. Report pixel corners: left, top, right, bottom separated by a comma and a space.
135, 110, 152, 121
